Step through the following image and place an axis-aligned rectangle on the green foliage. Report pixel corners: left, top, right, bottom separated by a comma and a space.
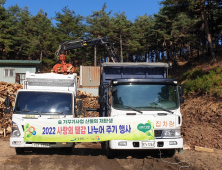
183, 67, 222, 96
86, 3, 112, 37
42, 58, 55, 67
55, 6, 85, 39
183, 68, 205, 80
0, 0, 222, 70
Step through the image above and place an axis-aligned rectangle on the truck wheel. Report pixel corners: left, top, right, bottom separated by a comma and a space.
106, 141, 115, 159
101, 142, 106, 150
160, 149, 176, 158
15, 148, 24, 155
65, 147, 72, 154
167, 149, 176, 157
65, 144, 74, 154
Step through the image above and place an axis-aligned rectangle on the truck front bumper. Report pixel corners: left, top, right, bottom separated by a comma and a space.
109, 138, 183, 150
10, 137, 73, 148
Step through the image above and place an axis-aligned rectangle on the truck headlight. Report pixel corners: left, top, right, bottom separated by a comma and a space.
11, 121, 21, 137
162, 129, 181, 137
175, 129, 181, 137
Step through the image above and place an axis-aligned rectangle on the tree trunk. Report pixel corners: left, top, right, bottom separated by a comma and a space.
40, 50, 43, 61
167, 48, 170, 61
169, 30, 174, 61
0, 48, 2, 60
156, 41, 159, 62
94, 45, 97, 66
120, 34, 123, 62
202, 1, 216, 63
161, 50, 164, 62
201, 10, 207, 60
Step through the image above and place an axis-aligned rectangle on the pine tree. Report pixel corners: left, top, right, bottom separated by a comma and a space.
86, 3, 112, 65
131, 14, 154, 62
110, 12, 131, 62
55, 6, 85, 40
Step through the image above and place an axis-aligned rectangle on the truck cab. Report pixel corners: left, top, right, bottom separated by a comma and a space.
10, 72, 78, 154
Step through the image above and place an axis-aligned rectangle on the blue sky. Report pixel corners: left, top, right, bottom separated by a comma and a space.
3, 0, 162, 24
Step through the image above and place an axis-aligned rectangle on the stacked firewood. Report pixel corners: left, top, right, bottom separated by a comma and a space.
0, 81, 23, 108
0, 118, 12, 136
0, 81, 23, 136
76, 90, 100, 117
77, 90, 100, 109
84, 112, 100, 117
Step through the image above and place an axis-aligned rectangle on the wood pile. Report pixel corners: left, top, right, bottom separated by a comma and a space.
84, 112, 100, 117
77, 90, 100, 108
0, 81, 23, 136
0, 118, 12, 136
76, 90, 100, 117
0, 81, 23, 109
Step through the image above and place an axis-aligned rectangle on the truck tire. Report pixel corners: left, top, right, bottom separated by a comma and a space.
65, 147, 73, 154
15, 148, 24, 155
160, 149, 176, 158
65, 144, 74, 154
101, 142, 106, 150
106, 141, 115, 159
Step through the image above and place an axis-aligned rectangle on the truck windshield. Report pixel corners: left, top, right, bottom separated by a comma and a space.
14, 91, 72, 115
112, 84, 179, 111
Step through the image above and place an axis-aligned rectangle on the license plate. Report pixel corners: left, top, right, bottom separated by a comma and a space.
142, 142, 155, 148
32, 143, 50, 148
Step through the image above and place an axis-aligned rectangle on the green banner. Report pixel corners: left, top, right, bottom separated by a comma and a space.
24, 117, 155, 142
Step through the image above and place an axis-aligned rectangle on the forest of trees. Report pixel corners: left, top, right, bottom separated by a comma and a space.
0, 0, 222, 69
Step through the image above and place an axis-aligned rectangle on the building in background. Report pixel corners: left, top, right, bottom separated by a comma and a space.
0, 60, 42, 84
78, 65, 100, 96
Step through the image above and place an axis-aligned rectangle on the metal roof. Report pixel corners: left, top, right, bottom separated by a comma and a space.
0, 60, 42, 65
101, 62, 170, 68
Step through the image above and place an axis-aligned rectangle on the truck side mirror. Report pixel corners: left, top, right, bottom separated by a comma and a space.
4, 96, 11, 108
178, 85, 184, 96
180, 97, 184, 104
77, 100, 82, 110
99, 85, 104, 96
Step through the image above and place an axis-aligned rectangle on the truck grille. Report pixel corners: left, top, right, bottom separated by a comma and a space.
154, 130, 162, 138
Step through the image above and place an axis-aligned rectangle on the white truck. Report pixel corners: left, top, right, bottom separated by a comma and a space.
98, 62, 184, 158
9, 71, 79, 154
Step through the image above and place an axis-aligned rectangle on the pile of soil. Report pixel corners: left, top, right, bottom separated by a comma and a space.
181, 94, 222, 149
174, 54, 222, 150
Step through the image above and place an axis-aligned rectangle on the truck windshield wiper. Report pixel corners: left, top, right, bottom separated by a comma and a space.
41, 112, 66, 117
137, 106, 174, 114
116, 104, 143, 114
19, 110, 40, 114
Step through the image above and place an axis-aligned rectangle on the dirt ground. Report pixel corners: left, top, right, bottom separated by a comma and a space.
181, 95, 222, 150
0, 137, 222, 170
